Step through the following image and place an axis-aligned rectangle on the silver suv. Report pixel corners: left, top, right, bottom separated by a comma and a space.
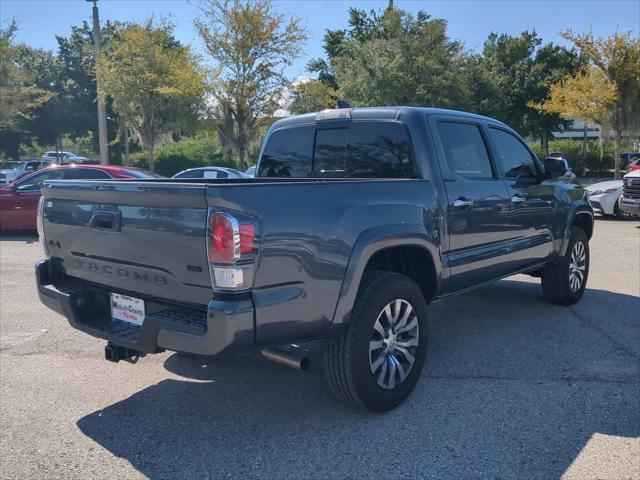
0, 161, 50, 185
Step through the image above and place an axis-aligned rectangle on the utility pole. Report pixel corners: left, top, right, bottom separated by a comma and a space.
88, 0, 109, 164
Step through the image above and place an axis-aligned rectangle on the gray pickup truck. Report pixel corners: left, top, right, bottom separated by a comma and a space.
36, 107, 594, 412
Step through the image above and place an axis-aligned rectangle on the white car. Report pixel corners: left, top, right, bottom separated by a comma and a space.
245, 166, 256, 177
172, 166, 249, 179
0, 160, 50, 185
586, 179, 631, 218
41, 151, 89, 163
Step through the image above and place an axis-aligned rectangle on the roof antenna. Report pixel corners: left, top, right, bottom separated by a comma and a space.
336, 99, 352, 109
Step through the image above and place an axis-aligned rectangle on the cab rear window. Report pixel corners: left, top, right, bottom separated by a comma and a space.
258, 122, 414, 178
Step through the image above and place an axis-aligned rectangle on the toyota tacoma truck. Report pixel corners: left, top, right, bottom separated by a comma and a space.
35, 107, 594, 412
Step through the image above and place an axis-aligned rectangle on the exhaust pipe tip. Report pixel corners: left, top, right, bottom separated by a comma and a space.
299, 356, 311, 371
262, 348, 311, 371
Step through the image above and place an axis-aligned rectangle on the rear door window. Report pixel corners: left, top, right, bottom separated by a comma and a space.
436, 122, 494, 179
345, 123, 413, 177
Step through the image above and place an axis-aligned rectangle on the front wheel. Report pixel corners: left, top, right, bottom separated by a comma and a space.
541, 227, 590, 305
323, 271, 428, 412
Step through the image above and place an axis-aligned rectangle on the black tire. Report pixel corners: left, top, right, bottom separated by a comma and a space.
323, 271, 429, 412
541, 227, 589, 305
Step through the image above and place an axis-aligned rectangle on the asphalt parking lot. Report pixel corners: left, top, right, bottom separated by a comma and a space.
1, 218, 638, 480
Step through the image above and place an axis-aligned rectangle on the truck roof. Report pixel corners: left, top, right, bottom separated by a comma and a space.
274, 106, 510, 130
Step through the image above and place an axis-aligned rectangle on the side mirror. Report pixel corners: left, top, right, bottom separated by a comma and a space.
544, 157, 572, 178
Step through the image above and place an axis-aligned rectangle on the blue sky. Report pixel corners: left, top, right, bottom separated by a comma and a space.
2, 0, 638, 79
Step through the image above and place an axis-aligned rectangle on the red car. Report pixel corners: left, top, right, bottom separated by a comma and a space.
0, 164, 161, 232
629, 159, 640, 172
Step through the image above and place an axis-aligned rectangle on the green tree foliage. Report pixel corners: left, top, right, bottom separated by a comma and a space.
312, 8, 466, 108
289, 79, 339, 114
0, 21, 54, 158
54, 21, 123, 152
306, 8, 581, 147
195, 0, 308, 169
466, 31, 583, 140
558, 30, 640, 177
97, 18, 207, 171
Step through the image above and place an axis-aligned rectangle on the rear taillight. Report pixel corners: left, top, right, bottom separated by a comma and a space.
209, 213, 240, 263
206, 210, 259, 292
37, 196, 49, 257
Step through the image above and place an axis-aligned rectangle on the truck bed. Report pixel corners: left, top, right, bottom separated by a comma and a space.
41, 177, 434, 344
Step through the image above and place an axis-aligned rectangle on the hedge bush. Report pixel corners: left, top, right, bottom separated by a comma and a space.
129, 132, 241, 177
528, 139, 626, 174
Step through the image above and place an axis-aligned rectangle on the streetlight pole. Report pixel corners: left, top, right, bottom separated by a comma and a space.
88, 0, 109, 164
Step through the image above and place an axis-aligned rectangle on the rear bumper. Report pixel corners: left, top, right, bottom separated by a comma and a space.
619, 197, 640, 217
36, 259, 254, 356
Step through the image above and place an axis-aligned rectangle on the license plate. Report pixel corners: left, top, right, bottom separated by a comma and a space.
110, 293, 145, 327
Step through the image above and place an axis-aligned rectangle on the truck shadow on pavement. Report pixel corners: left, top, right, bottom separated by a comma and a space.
77, 278, 639, 480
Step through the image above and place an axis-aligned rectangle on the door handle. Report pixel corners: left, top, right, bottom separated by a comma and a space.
453, 198, 473, 208
511, 195, 526, 204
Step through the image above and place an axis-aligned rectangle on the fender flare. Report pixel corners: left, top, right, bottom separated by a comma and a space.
328, 224, 442, 335
559, 204, 594, 256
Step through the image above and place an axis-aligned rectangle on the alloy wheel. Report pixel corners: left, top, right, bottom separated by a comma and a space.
369, 299, 419, 390
569, 241, 587, 292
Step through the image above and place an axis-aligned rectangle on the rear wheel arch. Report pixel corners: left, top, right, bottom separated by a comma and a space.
363, 245, 437, 305
330, 225, 442, 334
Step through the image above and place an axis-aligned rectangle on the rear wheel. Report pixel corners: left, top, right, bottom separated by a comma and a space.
324, 271, 428, 412
541, 227, 589, 305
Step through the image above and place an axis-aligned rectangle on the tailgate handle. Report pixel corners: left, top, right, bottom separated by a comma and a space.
89, 210, 122, 232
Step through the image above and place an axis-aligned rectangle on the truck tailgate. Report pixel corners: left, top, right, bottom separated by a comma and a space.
41, 180, 212, 306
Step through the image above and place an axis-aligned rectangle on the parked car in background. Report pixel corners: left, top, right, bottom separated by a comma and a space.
0, 164, 161, 232
628, 158, 640, 172
41, 151, 89, 163
244, 166, 256, 177
0, 160, 50, 185
619, 169, 640, 218
586, 180, 632, 218
619, 152, 640, 170
172, 166, 249, 179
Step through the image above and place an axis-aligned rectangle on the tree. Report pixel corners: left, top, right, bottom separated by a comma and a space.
0, 21, 53, 157
289, 79, 338, 114
559, 30, 640, 178
55, 21, 124, 156
529, 66, 617, 166
467, 32, 582, 142
317, 8, 467, 108
97, 18, 206, 171
195, 0, 308, 169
